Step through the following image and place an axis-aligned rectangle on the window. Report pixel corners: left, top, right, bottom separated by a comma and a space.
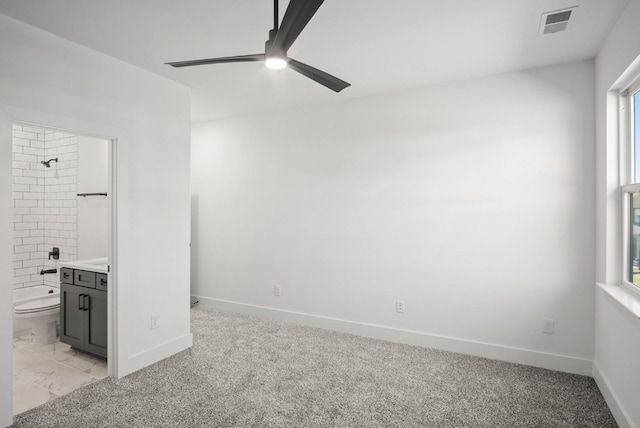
621, 82, 640, 292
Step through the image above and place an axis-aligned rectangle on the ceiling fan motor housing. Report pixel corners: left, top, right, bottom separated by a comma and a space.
266, 29, 286, 60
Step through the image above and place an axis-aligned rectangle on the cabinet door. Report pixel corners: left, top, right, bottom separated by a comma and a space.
60, 283, 85, 349
84, 288, 107, 359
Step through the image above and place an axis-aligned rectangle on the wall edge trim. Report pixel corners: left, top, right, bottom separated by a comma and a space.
192, 295, 593, 376
120, 333, 193, 378
593, 360, 636, 428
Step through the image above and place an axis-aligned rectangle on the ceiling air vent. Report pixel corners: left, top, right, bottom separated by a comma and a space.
539, 7, 578, 35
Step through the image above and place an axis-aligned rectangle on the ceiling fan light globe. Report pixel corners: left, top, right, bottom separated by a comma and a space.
265, 58, 288, 70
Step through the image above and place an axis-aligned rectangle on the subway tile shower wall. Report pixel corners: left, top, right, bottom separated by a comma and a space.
12, 124, 78, 289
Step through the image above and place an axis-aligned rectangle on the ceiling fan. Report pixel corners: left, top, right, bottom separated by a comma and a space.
165, 0, 350, 92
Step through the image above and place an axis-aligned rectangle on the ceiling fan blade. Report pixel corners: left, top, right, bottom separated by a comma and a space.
270, 0, 324, 54
166, 54, 265, 68
288, 58, 350, 92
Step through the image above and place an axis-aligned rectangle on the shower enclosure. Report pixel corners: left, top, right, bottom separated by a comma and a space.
12, 123, 108, 292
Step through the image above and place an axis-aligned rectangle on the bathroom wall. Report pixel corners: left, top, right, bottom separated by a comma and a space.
12, 124, 79, 289
77, 135, 108, 260
12, 124, 45, 289
42, 129, 79, 287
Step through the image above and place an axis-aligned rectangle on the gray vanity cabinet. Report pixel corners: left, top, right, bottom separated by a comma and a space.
60, 268, 107, 359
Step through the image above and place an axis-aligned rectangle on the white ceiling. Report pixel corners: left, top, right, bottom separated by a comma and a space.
0, 0, 629, 122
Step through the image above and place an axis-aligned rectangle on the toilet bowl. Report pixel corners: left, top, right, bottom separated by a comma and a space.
14, 296, 60, 345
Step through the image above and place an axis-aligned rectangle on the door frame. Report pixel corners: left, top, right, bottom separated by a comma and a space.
8, 119, 119, 378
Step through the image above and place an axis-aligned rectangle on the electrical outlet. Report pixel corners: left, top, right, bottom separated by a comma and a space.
543, 318, 555, 334
274, 285, 281, 297
151, 315, 159, 330
396, 300, 405, 314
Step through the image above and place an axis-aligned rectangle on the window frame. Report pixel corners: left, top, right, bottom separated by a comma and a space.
620, 78, 640, 297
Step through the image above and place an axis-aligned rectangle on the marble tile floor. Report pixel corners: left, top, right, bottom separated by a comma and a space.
12, 332, 108, 416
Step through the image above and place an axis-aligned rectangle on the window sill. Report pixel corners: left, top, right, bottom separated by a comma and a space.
596, 283, 640, 319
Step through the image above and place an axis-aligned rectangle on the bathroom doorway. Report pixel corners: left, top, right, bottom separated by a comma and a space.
11, 122, 115, 415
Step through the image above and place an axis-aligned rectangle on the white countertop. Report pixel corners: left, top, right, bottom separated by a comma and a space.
60, 257, 109, 274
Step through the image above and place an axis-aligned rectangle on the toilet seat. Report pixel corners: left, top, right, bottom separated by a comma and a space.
14, 296, 60, 315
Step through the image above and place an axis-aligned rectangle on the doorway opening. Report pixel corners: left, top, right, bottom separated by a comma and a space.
10, 122, 115, 415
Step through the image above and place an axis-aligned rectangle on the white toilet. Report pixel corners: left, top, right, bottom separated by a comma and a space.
14, 297, 60, 345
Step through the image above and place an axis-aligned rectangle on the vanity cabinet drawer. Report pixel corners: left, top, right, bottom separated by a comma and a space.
96, 273, 108, 291
74, 270, 96, 289
60, 267, 74, 284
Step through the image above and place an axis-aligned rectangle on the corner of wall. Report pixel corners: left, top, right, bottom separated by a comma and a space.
593, 361, 636, 428
0, 109, 15, 428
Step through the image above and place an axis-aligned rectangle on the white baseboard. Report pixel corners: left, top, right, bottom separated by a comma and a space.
191, 295, 593, 376
118, 333, 193, 378
593, 361, 635, 428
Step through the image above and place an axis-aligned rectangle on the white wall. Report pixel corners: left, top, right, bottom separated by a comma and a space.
0, 13, 192, 427
192, 60, 596, 375
594, 0, 640, 426
77, 135, 108, 259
